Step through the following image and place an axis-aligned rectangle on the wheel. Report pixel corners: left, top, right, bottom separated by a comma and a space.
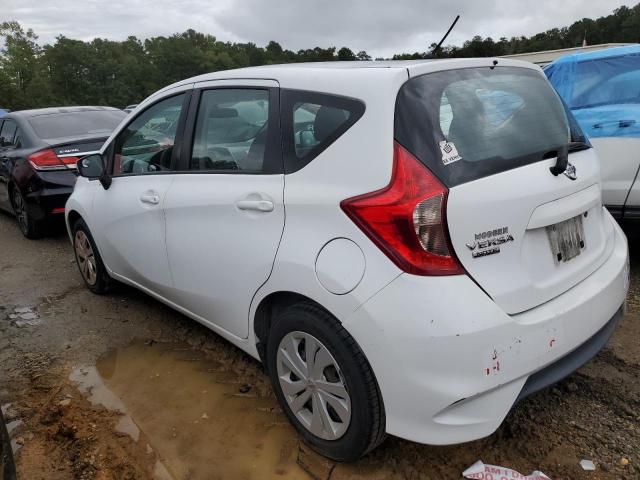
72, 218, 111, 294
267, 302, 385, 461
11, 187, 45, 239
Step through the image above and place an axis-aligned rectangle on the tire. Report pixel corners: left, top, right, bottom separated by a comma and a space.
72, 218, 111, 294
11, 186, 45, 239
267, 302, 386, 461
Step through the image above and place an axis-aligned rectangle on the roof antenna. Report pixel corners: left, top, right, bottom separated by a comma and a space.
429, 15, 460, 58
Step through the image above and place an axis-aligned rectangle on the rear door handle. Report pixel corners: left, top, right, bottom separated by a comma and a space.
140, 192, 160, 205
236, 199, 274, 212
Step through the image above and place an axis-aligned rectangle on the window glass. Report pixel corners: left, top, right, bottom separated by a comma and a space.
396, 67, 575, 187
282, 90, 365, 173
114, 94, 184, 175
293, 103, 350, 158
28, 110, 126, 140
191, 89, 270, 172
13, 128, 23, 148
0, 119, 17, 146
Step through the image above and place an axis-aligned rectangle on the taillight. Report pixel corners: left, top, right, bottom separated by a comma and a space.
28, 149, 79, 171
340, 141, 464, 276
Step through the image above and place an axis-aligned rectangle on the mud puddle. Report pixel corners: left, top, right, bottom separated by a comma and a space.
70, 340, 308, 480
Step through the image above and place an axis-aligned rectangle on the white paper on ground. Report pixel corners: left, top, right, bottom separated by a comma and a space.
579, 459, 596, 471
463, 460, 551, 480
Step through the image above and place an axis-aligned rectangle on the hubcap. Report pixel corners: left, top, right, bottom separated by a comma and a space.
277, 331, 351, 440
74, 230, 97, 285
12, 189, 28, 234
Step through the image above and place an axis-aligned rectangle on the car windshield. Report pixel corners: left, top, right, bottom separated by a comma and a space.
395, 66, 585, 187
29, 110, 126, 140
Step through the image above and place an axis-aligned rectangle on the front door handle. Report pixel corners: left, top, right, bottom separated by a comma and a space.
236, 199, 274, 212
140, 192, 160, 205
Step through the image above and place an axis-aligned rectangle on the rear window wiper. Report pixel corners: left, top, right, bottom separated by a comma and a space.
548, 141, 590, 176
549, 144, 569, 176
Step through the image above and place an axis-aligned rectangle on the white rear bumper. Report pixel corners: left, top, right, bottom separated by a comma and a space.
343, 212, 629, 445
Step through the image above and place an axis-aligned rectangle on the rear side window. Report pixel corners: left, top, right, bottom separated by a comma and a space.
0, 119, 17, 146
190, 88, 276, 173
395, 67, 577, 187
282, 90, 364, 173
28, 110, 126, 141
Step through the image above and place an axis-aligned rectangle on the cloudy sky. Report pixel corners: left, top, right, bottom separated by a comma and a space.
4, 0, 637, 57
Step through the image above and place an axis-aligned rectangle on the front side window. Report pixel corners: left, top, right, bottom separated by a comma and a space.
282, 90, 365, 173
395, 66, 579, 187
113, 94, 185, 175
190, 89, 272, 173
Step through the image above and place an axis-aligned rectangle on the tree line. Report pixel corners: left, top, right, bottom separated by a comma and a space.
1, 3, 639, 111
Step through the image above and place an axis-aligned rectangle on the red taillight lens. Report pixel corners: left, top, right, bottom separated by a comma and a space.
340, 142, 464, 276
28, 149, 78, 171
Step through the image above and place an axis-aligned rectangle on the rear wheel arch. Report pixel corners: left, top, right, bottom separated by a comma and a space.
254, 292, 346, 369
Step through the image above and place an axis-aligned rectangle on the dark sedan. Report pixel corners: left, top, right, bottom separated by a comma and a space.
0, 107, 126, 238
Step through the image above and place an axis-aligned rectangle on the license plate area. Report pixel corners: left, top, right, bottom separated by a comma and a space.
546, 214, 586, 264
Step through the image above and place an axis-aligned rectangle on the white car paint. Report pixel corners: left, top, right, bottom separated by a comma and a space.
591, 136, 640, 212
66, 58, 628, 447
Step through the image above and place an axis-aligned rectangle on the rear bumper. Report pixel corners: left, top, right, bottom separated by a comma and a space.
22, 170, 76, 221
343, 212, 629, 445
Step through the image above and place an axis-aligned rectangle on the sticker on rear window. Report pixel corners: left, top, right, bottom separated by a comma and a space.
439, 141, 462, 165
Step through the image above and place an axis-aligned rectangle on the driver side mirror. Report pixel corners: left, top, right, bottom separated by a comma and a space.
77, 154, 112, 189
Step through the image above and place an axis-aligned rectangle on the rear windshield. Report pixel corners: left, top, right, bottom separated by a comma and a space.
395, 66, 580, 187
29, 110, 126, 140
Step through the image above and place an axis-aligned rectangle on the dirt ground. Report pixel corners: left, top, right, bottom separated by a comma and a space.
0, 211, 638, 480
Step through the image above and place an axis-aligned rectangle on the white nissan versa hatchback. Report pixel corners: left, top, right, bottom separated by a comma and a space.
66, 59, 629, 461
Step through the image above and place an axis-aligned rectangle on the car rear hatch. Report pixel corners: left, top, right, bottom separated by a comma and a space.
395, 62, 615, 314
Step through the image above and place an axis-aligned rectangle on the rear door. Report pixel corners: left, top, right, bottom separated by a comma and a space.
396, 63, 614, 314
163, 80, 284, 338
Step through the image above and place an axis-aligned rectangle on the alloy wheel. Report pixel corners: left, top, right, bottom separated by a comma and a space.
74, 230, 98, 285
276, 331, 351, 440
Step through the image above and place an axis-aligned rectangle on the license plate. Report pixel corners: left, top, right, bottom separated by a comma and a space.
546, 214, 586, 264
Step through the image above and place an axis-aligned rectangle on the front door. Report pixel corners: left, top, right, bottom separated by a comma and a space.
164, 81, 284, 338
91, 91, 190, 297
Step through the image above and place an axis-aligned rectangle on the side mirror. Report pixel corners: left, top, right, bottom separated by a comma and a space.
0, 136, 12, 147
77, 154, 112, 189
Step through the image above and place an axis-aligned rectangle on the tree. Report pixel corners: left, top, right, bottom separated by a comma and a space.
2, 3, 640, 109
0, 21, 41, 109
337, 47, 356, 61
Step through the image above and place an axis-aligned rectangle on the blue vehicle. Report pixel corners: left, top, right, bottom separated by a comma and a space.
545, 45, 640, 221
0, 109, 9, 118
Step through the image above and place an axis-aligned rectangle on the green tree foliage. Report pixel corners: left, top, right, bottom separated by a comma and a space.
2, 3, 640, 110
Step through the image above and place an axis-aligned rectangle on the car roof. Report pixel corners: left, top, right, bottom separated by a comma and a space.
157, 58, 539, 94
9, 106, 122, 118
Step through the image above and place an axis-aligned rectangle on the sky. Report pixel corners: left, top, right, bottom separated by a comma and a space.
3, 0, 637, 58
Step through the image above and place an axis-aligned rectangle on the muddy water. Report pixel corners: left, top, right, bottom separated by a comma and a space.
70, 341, 308, 480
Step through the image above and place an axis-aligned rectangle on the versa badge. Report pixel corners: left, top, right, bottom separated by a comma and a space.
466, 227, 514, 258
